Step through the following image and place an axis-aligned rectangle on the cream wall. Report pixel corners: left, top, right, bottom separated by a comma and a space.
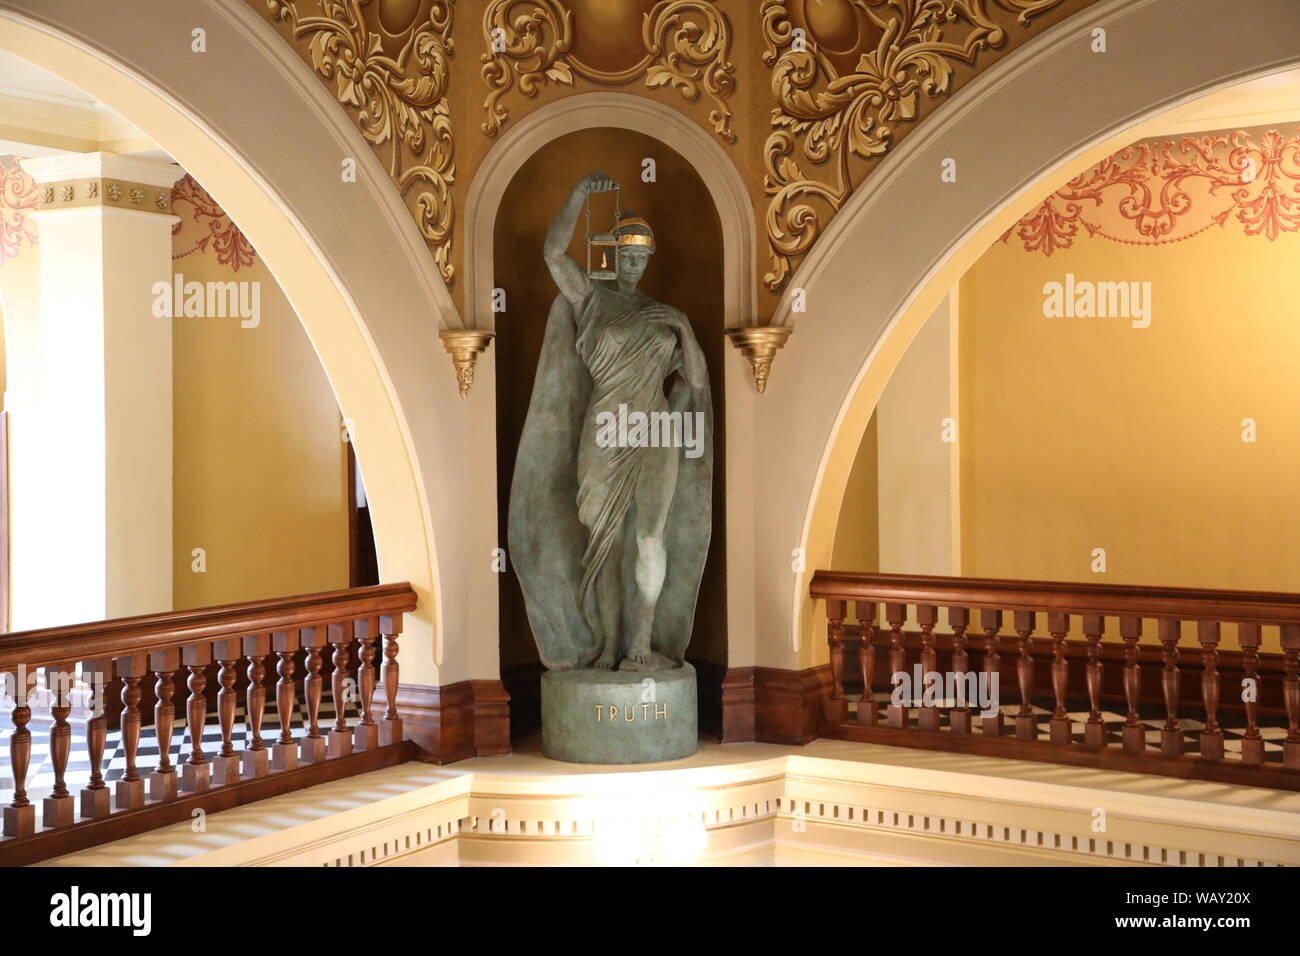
0, 199, 40, 624
832, 295, 958, 579
0, 162, 348, 622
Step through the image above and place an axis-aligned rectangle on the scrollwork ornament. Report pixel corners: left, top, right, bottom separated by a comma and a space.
479, 0, 735, 142
479, 0, 574, 138
760, 0, 1070, 292
265, 0, 457, 284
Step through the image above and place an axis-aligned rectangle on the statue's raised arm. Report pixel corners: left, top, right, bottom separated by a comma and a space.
543, 172, 614, 309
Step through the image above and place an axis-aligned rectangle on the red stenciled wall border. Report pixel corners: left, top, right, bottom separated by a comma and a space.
1004, 126, 1300, 255
0, 157, 39, 266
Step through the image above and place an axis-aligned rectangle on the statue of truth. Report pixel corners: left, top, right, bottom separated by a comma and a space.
509, 172, 713, 673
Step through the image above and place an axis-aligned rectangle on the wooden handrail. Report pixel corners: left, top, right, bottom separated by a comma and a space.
1, 583, 419, 865
811, 570, 1300, 793
0, 582, 416, 670
811, 570, 1300, 624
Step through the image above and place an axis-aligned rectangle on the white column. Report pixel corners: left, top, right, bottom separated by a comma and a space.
14, 152, 181, 627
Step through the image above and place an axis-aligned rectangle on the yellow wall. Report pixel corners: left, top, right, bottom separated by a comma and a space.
170, 241, 349, 609
958, 227, 1300, 646
832, 194, 1300, 651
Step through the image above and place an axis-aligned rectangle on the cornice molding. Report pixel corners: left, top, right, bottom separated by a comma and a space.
20, 150, 181, 188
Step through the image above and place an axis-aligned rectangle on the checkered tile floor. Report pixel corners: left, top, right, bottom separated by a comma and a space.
1, 696, 346, 812
852, 693, 1289, 758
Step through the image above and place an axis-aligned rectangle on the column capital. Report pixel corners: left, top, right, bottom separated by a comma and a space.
20, 151, 184, 217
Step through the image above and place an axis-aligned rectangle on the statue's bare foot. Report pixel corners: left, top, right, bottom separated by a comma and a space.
593, 650, 617, 670
619, 651, 677, 672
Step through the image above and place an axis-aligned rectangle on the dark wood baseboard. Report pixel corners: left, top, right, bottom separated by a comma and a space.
396, 680, 512, 764
722, 664, 831, 745
721, 667, 756, 742
469, 680, 511, 757
0, 741, 416, 867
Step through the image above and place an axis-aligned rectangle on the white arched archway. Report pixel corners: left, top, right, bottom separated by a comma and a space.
746, 0, 1300, 669
464, 90, 763, 666
0, 0, 500, 684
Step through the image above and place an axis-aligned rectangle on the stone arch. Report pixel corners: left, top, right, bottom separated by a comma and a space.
752, 0, 1300, 667
0, 0, 499, 682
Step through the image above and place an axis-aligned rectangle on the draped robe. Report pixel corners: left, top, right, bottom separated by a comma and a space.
508, 283, 713, 670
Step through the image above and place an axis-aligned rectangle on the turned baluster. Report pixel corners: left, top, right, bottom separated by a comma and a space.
42, 667, 74, 828
1082, 614, 1107, 748
1047, 613, 1071, 744
79, 658, 114, 819
1283, 624, 1300, 771
378, 613, 404, 745
918, 605, 940, 731
885, 603, 909, 729
149, 648, 180, 801
353, 618, 380, 751
1013, 611, 1036, 741
949, 607, 972, 734
242, 634, 271, 778
980, 609, 1003, 736
211, 641, 241, 785
1198, 621, 1224, 761
181, 644, 212, 793
1158, 619, 1183, 756
4, 668, 35, 837
856, 601, 877, 726
328, 622, 355, 757
271, 629, 301, 770
824, 599, 849, 722
300, 626, 327, 763
1238, 623, 1264, 766
1119, 616, 1144, 753
114, 653, 147, 809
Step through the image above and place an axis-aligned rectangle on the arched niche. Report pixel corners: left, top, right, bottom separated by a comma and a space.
492, 127, 728, 739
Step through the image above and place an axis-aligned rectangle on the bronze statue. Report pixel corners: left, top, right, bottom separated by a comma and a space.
509, 172, 713, 673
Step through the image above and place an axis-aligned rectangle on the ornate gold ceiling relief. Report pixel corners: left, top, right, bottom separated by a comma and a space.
760, 0, 1070, 292
479, 0, 736, 142
263, 0, 457, 284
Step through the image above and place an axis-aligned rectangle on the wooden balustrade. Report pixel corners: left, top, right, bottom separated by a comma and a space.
0, 583, 417, 865
811, 571, 1300, 791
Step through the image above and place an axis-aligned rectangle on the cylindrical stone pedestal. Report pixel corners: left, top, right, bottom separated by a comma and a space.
541, 664, 697, 764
